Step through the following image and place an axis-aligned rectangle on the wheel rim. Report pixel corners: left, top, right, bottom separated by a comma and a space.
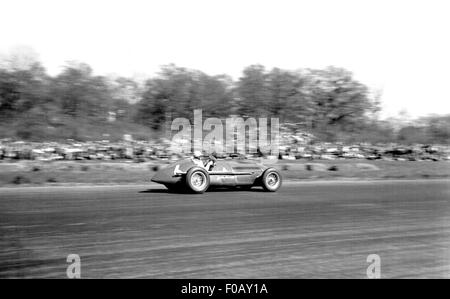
191, 171, 207, 191
266, 172, 280, 189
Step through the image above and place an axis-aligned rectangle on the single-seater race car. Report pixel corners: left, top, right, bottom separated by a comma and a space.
151, 156, 282, 193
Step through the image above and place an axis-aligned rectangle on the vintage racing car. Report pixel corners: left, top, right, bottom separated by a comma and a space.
151, 156, 282, 193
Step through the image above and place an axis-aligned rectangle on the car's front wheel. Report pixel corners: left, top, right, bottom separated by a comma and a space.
185, 167, 210, 193
261, 168, 282, 192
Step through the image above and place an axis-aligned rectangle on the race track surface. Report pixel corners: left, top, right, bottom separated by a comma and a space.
1, 180, 449, 278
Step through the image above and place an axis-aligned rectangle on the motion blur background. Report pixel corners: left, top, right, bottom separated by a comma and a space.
2, 1, 450, 280
0, 0, 449, 162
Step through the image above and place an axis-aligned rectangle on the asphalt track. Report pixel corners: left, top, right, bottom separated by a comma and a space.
1, 179, 449, 278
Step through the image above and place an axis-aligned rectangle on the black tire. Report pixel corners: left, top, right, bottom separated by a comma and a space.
261, 168, 282, 192
185, 167, 210, 193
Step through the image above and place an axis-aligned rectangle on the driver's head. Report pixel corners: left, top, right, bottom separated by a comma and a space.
193, 150, 202, 159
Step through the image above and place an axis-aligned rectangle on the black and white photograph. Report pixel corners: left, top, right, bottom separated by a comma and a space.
0, 0, 449, 283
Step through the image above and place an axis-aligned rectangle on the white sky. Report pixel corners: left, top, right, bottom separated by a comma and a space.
0, 0, 449, 118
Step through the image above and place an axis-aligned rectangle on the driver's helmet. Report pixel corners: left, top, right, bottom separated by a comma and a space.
193, 150, 202, 159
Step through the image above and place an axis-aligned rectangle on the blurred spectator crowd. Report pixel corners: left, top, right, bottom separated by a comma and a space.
1, 136, 449, 162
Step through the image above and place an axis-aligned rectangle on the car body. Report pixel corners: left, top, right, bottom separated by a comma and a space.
151, 157, 282, 193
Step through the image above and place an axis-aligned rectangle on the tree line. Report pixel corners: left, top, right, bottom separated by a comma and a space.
0, 54, 448, 144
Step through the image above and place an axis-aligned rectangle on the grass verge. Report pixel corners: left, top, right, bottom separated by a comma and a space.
0, 160, 449, 187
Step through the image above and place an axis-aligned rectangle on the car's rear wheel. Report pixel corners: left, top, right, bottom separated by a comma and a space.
185, 167, 210, 193
261, 168, 282, 192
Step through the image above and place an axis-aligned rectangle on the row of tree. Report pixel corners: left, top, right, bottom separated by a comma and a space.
0, 53, 448, 143
135, 64, 380, 132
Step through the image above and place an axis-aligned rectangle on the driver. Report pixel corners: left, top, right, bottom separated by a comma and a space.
191, 151, 217, 171
204, 153, 217, 171
191, 150, 204, 168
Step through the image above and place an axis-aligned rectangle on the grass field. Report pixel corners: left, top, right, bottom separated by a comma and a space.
0, 159, 449, 187
279, 159, 450, 180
